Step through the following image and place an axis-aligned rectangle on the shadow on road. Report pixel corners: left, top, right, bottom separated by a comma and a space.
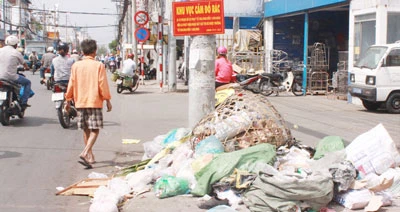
0, 150, 22, 159
10, 116, 59, 127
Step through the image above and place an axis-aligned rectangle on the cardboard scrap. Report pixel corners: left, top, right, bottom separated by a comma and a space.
364, 195, 384, 212
351, 180, 368, 190
56, 178, 111, 197
122, 139, 141, 144
369, 177, 394, 193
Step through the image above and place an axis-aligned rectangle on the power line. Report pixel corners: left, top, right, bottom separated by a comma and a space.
5, 5, 119, 16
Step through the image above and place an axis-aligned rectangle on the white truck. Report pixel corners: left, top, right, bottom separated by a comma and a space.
349, 42, 400, 114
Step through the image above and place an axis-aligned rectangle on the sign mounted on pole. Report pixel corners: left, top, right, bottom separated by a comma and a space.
134, 11, 149, 26
135, 27, 150, 42
172, 0, 225, 36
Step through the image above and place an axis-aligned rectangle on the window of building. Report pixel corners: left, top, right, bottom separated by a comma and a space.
387, 13, 400, 44
354, 13, 376, 62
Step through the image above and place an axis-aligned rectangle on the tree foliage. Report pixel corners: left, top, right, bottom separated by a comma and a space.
108, 39, 118, 54
97, 45, 108, 56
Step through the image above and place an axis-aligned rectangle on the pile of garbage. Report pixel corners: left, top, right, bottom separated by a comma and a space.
89, 89, 400, 212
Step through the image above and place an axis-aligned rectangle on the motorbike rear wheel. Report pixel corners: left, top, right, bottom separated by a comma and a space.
292, 81, 304, 96
0, 105, 10, 126
117, 85, 123, 94
131, 81, 139, 93
259, 81, 273, 96
46, 79, 52, 90
57, 101, 71, 129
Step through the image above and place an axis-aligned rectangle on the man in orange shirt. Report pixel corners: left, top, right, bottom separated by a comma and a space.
65, 39, 112, 169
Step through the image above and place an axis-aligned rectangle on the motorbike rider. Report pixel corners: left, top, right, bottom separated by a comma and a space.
70, 49, 81, 62
120, 53, 139, 86
108, 53, 116, 71
40, 46, 56, 84
215, 46, 234, 89
121, 53, 136, 77
0, 35, 32, 109
28, 51, 39, 70
52, 42, 75, 84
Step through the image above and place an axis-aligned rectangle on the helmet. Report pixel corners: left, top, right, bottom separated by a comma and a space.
127, 53, 134, 59
57, 42, 69, 52
72, 49, 78, 54
47, 46, 54, 52
5, 35, 19, 46
217, 46, 227, 55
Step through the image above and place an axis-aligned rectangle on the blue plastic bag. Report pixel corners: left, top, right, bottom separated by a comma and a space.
162, 129, 178, 146
195, 135, 225, 157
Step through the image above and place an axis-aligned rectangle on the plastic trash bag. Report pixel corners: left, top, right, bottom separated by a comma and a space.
313, 136, 345, 160
142, 140, 164, 160
195, 135, 224, 157
346, 124, 400, 176
154, 175, 190, 198
207, 205, 236, 212
161, 128, 191, 147
88, 172, 108, 179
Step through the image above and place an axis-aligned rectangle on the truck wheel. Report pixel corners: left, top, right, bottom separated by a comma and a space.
386, 93, 400, 114
362, 100, 380, 111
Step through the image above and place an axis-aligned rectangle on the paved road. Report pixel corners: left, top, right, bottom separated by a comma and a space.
0, 71, 188, 212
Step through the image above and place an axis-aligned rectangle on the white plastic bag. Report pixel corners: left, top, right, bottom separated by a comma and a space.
345, 124, 400, 176
126, 169, 154, 193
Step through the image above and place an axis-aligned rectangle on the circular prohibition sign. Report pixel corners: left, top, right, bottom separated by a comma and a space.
135, 27, 150, 42
134, 11, 149, 26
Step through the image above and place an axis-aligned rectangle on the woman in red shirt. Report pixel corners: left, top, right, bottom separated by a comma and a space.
215, 46, 234, 89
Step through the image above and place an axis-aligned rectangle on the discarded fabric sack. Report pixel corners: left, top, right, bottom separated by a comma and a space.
243, 164, 334, 212
192, 143, 276, 196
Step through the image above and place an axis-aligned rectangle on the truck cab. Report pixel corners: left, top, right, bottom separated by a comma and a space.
349, 42, 400, 113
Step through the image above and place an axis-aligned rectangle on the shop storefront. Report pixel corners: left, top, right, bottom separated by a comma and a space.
263, 0, 350, 95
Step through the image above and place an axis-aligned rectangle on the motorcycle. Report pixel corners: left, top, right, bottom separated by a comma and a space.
43, 68, 54, 90
109, 60, 117, 73
51, 82, 77, 128
257, 69, 304, 96
31, 61, 41, 75
116, 73, 139, 94
0, 67, 29, 126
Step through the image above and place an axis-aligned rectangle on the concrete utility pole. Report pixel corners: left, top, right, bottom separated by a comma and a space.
168, 10, 176, 91
188, 35, 216, 128
18, 0, 21, 45
132, 0, 137, 62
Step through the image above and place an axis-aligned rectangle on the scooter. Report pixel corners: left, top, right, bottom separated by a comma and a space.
0, 67, 30, 126
109, 60, 117, 73
116, 73, 139, 93
51, 82, 77, 129
258, 69, 304, 96
42, 68, 54, 90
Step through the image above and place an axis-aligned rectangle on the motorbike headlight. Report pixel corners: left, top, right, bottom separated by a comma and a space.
365, 75, 376, 85
350, 73, 355, 82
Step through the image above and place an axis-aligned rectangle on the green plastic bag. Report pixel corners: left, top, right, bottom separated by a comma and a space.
154, 175, 190, 198
313, 136, 345, 160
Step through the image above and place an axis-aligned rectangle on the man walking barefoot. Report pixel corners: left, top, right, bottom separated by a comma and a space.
65, 39, 112, 169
